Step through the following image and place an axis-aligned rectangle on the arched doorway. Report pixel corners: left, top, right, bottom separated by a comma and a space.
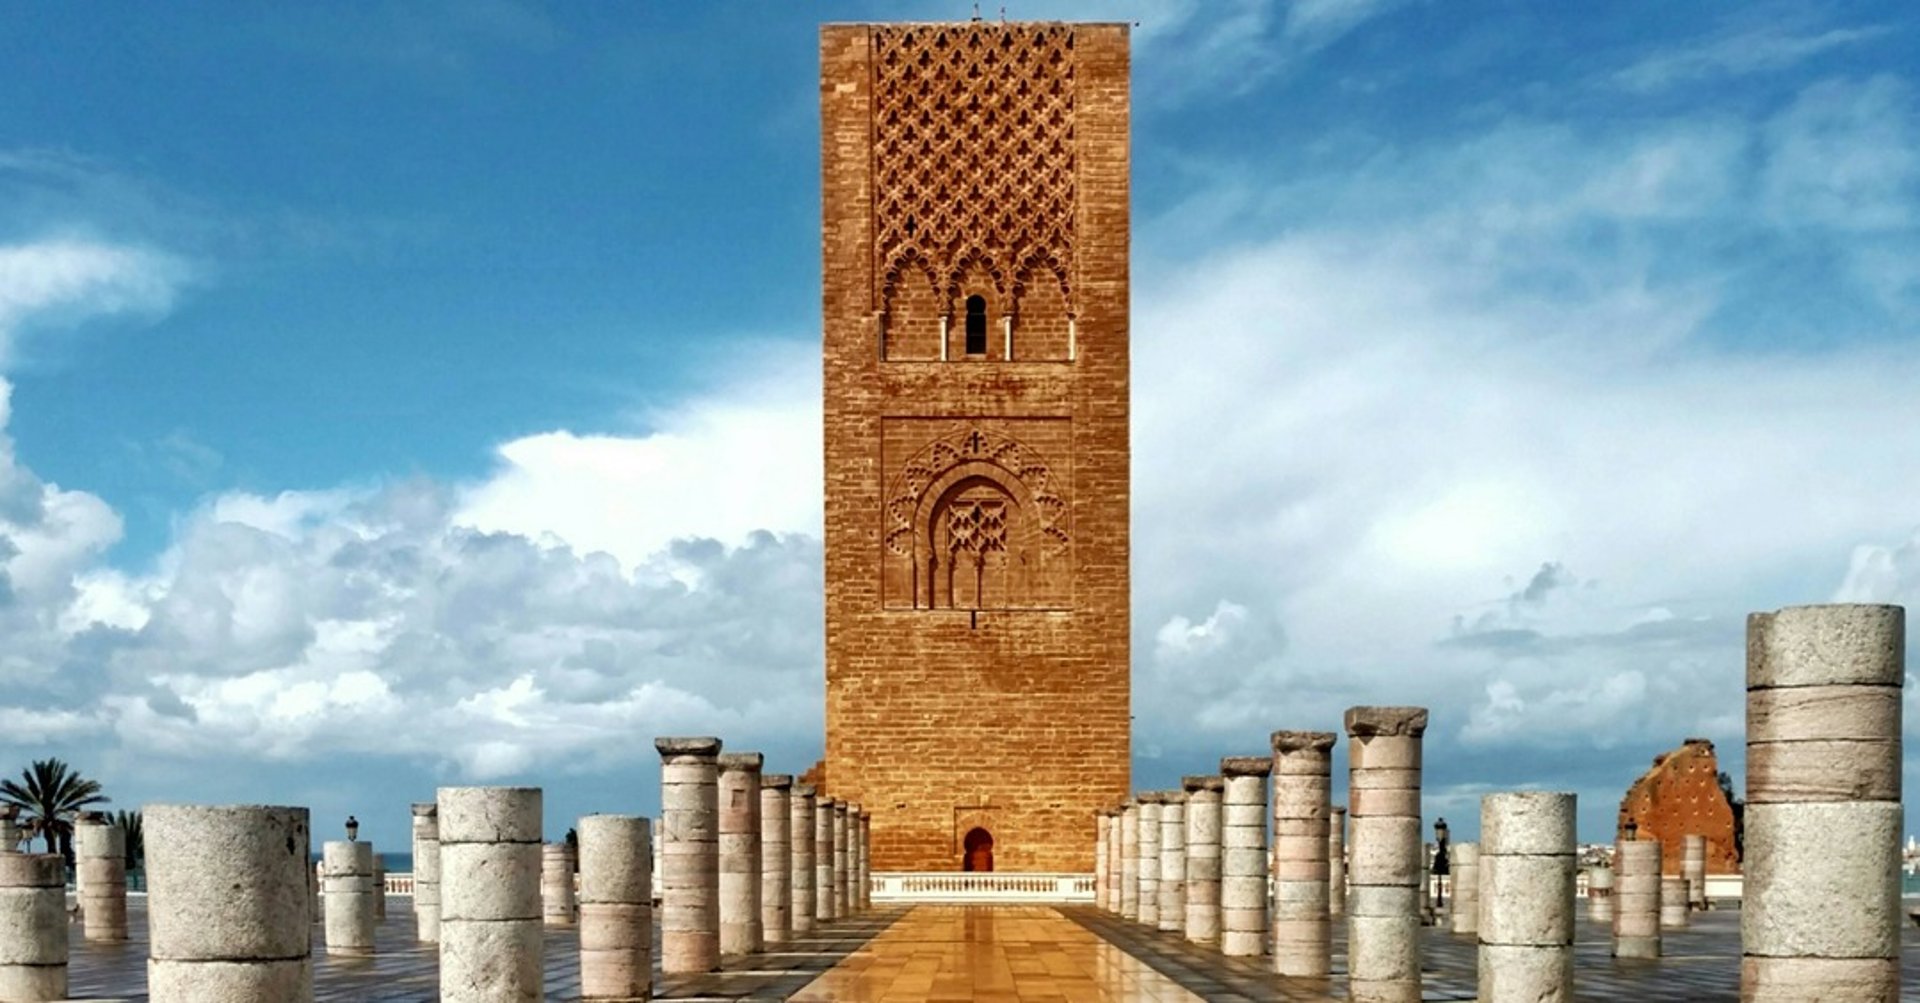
962, 827, 994, 872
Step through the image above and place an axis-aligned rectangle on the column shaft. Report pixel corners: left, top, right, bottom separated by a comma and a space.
831, 802, 850, 920
74, 814, 128, 942
1586, 865, 1614, 923
579, 814, 652, 1002
1271, 730, 1335, 978
1744, 605, 1902, 1001
814, 800, 835, 922
1119, 804, 1139, 921
0, 853, 67, 1002
1612, 839, 1661, 959
410, 803, 442, 944
542, 843, 577, 926
1182, 776, 1223, 946
439, 787, 543, 1001
1219, 756, 1271, 958
1682, 834, 1707, 910
1345, 705, 1428, 1003
1450, 843, 1478, 936
1478, 792, 1575, 1002
146, 805, 312, 1001
1094, 813, 1110, 912
717, 752, 764, 955
1158, 793, 1187, 934
657, 736, 723, 973
1329, 805, 1348, 919
761, 775, 792, 945
322, 840, 376, 956
791, 786, 817, 934
1136, 796, 1162, 927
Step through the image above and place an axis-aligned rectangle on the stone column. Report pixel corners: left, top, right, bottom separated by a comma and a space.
830, 801, 850, 920
542, 843, 577, 926
147, 805, 311, 1001
790, 785, 816, 934
0, 805, 19, 851
716, 752, 763, 955
657, 737, 722, 973
1220, 756, 1271, 958
1421, 843, 1435, 926
1586, 864, 1614, 923
813, 798, 835, 923
760, 774, 792, 945
1450, 843, 1479, 936
439, 787, 542, 1001
1106, 806, 1125, 915
1158, 792, 1187, 934
1094, 811, 1111, 912
858, 810, 872, 911
0, 853, 67, 1001
1612, 838, 1661, 959
1183, 776, 1223, 946
410, 802, 442, 944
1271, 730, 1335, 978
578, 814, 652, 1003
1345, 705, 1428, 1003
1478, 792, 1575, 1002
1329, 805, 1348, 918
1682, 834, 1707, 911
1747, 605, 1904, 1000
322, 840, 376, 956
1136, 794, 1162, 928
74, 812, 128, 942
372, 853, 387, 921
1660, 874, 1688, 929
1119, 802, 1140, 921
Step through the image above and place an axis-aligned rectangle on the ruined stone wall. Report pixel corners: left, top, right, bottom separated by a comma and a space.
821, 21, 1131, 872
1617, 738, 1740, 875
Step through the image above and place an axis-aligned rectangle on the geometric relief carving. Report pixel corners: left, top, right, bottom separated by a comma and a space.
872, 23, 1076, 333
881, 419, 1071, 610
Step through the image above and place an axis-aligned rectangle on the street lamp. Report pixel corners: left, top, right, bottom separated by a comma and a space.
1624, 818, 1638, 841
345, 816, 359, 843
1432, 817, 1451, 907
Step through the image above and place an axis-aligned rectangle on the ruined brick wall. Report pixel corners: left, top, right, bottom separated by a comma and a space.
821, 21, 1131, 873
1617, 738, 1740, 875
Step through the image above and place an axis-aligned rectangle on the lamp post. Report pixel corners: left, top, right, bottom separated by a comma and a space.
1432, 817, 1451, 907
345, 816, 360, 843
1623, 818, 1637, 841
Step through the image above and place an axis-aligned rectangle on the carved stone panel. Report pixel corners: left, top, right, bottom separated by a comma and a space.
880, 418, 1072, 610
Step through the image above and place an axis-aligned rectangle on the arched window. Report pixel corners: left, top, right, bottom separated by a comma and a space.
964, 295, 988, 356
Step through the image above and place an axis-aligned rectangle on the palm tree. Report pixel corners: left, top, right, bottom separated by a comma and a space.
113, 809, 144, 873
0, 759, 110, 856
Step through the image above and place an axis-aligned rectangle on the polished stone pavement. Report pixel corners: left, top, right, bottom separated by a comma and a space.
61, 897, 1920, 1001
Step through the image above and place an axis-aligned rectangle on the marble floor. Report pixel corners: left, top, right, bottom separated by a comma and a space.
58, 897, 1920, 1001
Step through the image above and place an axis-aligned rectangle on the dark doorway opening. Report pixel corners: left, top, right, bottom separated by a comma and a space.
962, 826, 994, 872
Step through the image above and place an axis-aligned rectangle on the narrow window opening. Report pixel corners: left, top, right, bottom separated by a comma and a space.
964, 295, 988, 356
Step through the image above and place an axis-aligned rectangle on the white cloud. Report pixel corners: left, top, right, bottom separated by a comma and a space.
1613, 22, 1892, 93
1762, 75, 1919, 231
0, 237, 187, 364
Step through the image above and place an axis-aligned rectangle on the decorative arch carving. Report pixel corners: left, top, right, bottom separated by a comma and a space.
882, 422, 1071, 610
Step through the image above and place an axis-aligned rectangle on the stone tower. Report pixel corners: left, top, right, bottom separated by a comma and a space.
820, 20, 1131, 872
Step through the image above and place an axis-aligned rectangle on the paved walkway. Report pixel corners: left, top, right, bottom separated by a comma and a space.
60, 897, 1920, 1001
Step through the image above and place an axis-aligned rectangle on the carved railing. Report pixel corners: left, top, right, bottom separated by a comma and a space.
870, 872, 1094, 903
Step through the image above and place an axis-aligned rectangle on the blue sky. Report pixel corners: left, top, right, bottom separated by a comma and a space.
2, 1, 1918, 854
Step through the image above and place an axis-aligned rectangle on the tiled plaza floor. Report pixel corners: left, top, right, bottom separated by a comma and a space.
61, 897, 1920, 1001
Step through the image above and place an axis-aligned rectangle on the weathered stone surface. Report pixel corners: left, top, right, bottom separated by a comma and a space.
1612, 839, 1661, 959
655, 736, 723, 759
321, 840, 376, 955
1748, 605, 1903, 689
440, 918, 543, 1002
1739, 956, 1901, 1003
1449, 843, 1478, 936
1219, 756, 1272, 777
790, 786, 816, 934
813, 800, 835, 923
1136, 799, 1161, 928
717, 753, 763, 955
410, 803, 442, 945
147, 959, 312, 1003
1343, 706, 1429, 739
1183, 783, 1221, 946
761, 776, 792, 944
1219, 771, 1267, 958
440, 787, 543, 844
578, 815, 651, 1003
1157, 796, 1186, 934
440, 843, 541, 922
542, 843, 577, 927
660, 740, 721, 973
1271, 729, 1334, 978
1119, 804, 1139, 921
1477, 945, 1574, 1003
1742, 801, 1900, 958
146, 805, 311, 961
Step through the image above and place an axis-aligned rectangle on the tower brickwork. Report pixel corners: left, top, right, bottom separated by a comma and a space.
821, 20, 1131, 872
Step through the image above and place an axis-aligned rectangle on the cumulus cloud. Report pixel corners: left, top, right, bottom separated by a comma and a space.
0, 237, 188, 365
